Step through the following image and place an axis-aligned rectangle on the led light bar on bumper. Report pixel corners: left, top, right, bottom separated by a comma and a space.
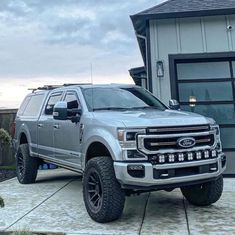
149, 149, 218, 165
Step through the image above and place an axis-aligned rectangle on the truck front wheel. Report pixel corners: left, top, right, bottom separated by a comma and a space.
16, 144, 38, 184
83, 157, 125, 223
181, 176, 223, 206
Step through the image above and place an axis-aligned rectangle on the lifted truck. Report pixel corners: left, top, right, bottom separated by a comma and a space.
13, 84, 226, 222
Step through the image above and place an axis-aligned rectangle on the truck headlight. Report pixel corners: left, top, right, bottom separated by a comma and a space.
210, 124, 220, 135
117, 128, 145, 142
210, 124, 222, 152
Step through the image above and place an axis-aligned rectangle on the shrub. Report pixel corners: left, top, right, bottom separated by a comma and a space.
0, 128, 11, 145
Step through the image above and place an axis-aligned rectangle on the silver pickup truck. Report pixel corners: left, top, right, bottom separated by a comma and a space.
13, 84, 226, 223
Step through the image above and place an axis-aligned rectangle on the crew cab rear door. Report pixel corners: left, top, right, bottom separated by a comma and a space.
37, 92, 63, 159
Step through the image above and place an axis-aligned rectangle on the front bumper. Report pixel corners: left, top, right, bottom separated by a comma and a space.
114, 153, 226, 189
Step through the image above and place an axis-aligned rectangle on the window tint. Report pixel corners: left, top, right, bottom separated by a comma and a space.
45, 93, 62, 115
64, 93, 79, 109
181, 104, 235, 125
23, 94, 45, 116
177, 62, 230, 80
178, 82, 233, 102
18, 96, 31, 116
220, 128, 235, 149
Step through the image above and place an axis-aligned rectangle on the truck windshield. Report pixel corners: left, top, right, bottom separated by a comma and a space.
82, 87, 167, 111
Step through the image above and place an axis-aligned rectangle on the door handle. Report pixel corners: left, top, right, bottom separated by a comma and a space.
37, 124, 43, 128
53, 124, 60, 129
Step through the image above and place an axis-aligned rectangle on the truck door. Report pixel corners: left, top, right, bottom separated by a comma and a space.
53, 91, 81, 168
37, 92, 63, 159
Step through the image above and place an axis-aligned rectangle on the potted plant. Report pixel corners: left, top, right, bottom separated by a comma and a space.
0, 128, 11, 166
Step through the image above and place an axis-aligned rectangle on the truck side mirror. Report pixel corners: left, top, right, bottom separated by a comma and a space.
53, 101, 68, 120
169, 99, 180, 110
68, 108, 82, 123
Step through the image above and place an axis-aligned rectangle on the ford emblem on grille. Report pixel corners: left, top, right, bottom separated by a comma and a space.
177, 137, 196, 148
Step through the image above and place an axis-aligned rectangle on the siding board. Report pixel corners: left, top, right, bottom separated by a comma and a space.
204, 16, 229, 52
229, 15, 235, 51
179, 18, 204, 53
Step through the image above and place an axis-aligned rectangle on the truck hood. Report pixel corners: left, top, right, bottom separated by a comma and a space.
93, 109, 212, 128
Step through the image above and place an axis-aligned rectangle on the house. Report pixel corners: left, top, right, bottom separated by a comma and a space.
129, 67, 147, 88
131, 0, 235, 174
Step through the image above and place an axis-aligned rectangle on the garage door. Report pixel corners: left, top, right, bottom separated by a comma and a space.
174, 59, 235, 155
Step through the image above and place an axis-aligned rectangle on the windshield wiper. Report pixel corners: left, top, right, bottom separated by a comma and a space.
93, 107, 130, 111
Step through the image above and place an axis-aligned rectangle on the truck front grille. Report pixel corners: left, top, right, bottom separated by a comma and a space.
144, 134, 214, 151
147, 125, 210, 135
137, 125, 216, 155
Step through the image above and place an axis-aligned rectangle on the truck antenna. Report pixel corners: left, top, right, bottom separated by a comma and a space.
91, 63, 94, 111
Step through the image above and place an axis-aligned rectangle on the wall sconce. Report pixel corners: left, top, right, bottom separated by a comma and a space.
157, 61, 164, 78
189, 96, 197, 107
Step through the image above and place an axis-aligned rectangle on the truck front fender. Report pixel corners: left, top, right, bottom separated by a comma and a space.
82, 128, 122, 169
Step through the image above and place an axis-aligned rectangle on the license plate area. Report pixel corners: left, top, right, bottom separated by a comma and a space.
153, 163, 218, 179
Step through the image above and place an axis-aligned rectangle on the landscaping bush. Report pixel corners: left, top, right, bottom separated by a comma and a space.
0, 128, 12, 166
0, 128, 11, 145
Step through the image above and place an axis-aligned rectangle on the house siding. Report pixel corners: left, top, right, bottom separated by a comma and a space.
150, 14, 235, 104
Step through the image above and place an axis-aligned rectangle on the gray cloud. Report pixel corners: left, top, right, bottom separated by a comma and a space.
0, 0, 164, 79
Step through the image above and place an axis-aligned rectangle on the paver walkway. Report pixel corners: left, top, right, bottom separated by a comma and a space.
0, 169, 234, 235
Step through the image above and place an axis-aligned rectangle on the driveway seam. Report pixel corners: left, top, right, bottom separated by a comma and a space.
5, 179, 75, 232
138, 192, 150, 235
183, 197, 191, 235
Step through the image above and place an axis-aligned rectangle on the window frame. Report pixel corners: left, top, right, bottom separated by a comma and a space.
44, 92, 63, 116
63, 91, 81, 110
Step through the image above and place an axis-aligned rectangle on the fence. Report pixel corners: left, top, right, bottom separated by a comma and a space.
0, 109, 17, 166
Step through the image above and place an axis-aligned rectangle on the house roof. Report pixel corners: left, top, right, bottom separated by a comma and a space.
136, 0, 235, 18
131, 0, 235, 64
129, 66, 146, 85
132, 0, 235, 30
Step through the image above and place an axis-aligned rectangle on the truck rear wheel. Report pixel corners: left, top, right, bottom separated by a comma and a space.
181, 176, 223, 206
83, 157, 125, 223
16, 144, 38, 184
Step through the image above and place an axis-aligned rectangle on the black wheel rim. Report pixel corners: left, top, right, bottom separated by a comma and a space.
17, 152, 24, 177
87, 169, 103, 213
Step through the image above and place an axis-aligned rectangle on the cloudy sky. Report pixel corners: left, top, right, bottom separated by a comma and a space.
0, 0, 164, 108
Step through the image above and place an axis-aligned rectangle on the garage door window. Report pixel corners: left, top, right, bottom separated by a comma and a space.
174, 59, 235, 151
177, 62, 230, 80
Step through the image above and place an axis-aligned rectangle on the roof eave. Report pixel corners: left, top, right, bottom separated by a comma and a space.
131, 8, 235, 23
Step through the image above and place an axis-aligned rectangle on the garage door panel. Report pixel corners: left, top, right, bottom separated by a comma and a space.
178, 82, 233, 102
177, 62, 230, 80
181, 104, 235, 125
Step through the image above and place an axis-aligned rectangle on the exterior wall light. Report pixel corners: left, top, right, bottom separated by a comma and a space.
157, 61, 164, 78
189, 96, 197, 107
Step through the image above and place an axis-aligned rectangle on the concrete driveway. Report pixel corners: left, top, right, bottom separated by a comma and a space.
0, 169, 234, 235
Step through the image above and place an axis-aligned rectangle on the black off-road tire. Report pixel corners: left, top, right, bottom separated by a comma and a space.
16, 144, 38, 184
83, 157, 125, 223
181, 176, 223, 206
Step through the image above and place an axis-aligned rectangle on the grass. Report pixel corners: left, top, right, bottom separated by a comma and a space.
0, 165, 16, 170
